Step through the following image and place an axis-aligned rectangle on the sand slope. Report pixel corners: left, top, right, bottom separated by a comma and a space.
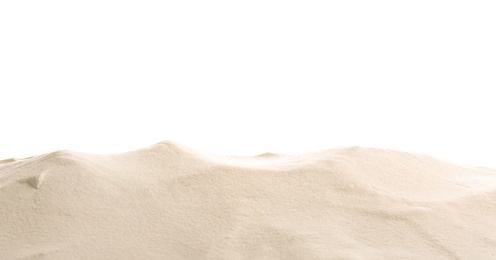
1, 141, 496, 259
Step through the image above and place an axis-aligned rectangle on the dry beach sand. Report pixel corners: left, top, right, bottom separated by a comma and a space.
1, 141, 496, 259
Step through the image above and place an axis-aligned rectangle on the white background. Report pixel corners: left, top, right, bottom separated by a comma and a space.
1, 1, 495, 167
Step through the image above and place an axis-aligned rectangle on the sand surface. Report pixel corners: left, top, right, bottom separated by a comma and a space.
1, 141, 496, 259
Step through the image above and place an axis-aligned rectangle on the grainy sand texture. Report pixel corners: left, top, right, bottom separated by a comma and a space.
1, 141, 496, 259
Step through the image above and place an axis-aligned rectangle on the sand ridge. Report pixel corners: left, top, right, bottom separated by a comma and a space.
1, 141, 496, 259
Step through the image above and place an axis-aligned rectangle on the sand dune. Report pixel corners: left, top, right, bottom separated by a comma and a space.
1, 141, 496, 259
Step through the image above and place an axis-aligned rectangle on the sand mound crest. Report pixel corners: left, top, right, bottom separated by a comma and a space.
0, 149, 111, 192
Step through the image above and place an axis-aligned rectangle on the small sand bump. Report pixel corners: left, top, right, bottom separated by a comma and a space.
256, 152, 278, 157
16, 170, 47, 189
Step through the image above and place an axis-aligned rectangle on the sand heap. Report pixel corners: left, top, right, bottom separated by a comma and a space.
1, 141, 496, 259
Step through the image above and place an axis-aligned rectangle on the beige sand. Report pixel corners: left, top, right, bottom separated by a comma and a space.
1, 141, 496, 259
